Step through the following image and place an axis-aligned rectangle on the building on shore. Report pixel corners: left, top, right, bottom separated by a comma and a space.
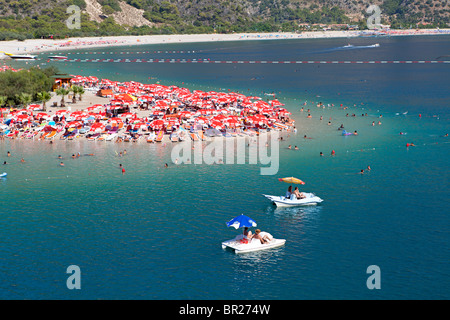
51, 74, 73, 91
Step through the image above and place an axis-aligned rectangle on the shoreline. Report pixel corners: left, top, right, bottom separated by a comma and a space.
1, 29, 449, 58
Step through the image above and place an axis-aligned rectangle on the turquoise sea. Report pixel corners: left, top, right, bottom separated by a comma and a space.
1, 35, 449, 299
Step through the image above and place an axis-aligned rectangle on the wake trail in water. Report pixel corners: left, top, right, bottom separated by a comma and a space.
310, 44, 380, 55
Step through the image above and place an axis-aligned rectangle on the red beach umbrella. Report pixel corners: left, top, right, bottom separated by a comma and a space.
133, 122, 147, 130
120, 112, 134, 118
56, 110, 68, 115
149, 119, 165, 130
195, 116, 208, 124
27, 104, 41, 111
179, 111, 193, 119
35, 112, 48, 118
90, 122, 105, 132
225, 118, 240, 127
270, 99, 285, 107
209, 120, 224, 130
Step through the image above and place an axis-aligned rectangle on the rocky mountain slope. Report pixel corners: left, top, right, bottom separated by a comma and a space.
0, 0, 448, 40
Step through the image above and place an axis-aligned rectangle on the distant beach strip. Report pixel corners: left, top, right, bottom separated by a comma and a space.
1, 29, 449, 58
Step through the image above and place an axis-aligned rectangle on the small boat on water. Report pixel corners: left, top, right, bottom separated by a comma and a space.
222, 214, 285, 254
48, 55, 68, 60
0, 172, 7, 178
1, 52, 36, 60
222, 234, 286, 254
263, 193, 323, 207
264, 176, 324, 207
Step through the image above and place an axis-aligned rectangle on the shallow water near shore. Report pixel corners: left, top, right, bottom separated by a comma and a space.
1, 36, 449, 299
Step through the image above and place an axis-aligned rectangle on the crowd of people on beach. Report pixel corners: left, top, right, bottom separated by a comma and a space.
0, 74, 296, 144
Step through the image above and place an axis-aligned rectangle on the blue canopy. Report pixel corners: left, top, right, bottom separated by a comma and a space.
226, 214, 257, 229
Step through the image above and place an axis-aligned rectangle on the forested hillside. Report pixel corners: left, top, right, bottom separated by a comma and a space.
0, 0, 448, 40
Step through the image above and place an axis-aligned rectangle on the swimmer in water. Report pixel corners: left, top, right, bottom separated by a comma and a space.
320, 152, 323, 157
7, 151, 10, 157
20, 158, 25, 163
164, 163, 168, 168
59, 162, 64, 167
331, 150, 335, 156
294, 146, 299, 150
288, 145, 292, 149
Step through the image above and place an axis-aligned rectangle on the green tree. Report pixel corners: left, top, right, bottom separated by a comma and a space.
15, 92, 32, 109
36, 91, 51, 111
77, 86, 85, 101
55, 88, 70, 106
70, 85, 78, 103
0, 95, 7, 107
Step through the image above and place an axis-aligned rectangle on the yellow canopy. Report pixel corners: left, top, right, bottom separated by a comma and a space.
278, 177, 305, 185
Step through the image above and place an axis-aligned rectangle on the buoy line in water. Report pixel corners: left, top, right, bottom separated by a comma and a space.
46, 59, 450, 64
41, 50, 200, 55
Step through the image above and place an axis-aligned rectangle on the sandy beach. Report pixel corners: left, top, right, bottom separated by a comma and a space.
1, 29, 449, 58
1, 77, 294, 145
